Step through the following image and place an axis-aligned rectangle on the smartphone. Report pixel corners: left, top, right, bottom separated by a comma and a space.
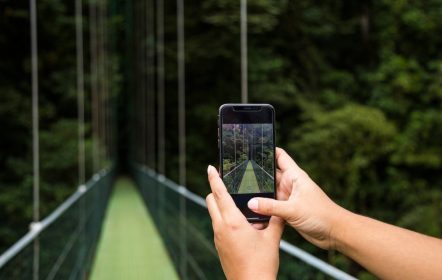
218, 104, 276, 222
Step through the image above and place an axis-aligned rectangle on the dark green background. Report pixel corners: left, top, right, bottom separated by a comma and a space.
0, 0, 441, 278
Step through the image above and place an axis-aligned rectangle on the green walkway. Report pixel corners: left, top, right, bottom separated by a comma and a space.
90, 178, 178, 280
238, 160, 260, 193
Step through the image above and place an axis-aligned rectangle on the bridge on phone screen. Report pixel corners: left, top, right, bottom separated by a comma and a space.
238, 161, 260, 193
224, 159, 274, 193
0, 0, 357, 279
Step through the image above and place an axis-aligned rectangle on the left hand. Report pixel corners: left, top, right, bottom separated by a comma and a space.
206, 165, 285, 280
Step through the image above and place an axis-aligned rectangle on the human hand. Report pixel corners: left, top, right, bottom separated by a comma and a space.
206, 165, 285, 280
247, 148, 348, 250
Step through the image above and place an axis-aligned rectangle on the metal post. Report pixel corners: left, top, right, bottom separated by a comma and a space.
240, 0, 248, 103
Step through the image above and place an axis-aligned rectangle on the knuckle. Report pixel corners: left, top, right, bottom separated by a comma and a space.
268, 200, 275, 213
213, 186, 224, 200
212, 221, 220, 234
224, 216, 240, 230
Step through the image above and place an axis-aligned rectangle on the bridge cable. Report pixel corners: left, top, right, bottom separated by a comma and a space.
240, 0, 248, 103
76, 0, 86, 186
30, 0, 40, 279
99, 0, 106, 167
148, 0, 156, 171
156, 0, 166, 241
156, 0, 165, 176
177, 0, 188, 277
89, 0, 99, 172
75, 0, 87, 277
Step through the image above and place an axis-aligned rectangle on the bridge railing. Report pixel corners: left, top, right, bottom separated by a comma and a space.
0, 169, 114, 280
132, 164, 357, 280
223, 160, 248, 193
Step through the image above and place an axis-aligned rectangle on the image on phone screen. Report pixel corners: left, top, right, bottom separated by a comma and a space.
222, 123, 274, 194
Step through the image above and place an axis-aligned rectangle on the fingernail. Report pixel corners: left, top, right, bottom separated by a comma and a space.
207, 165, 212, 175
248, 198, 258, 210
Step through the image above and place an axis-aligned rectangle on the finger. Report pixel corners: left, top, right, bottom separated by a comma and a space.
207, 165, 242, 219
247, 197, 292, 219
275, 169, 294, 201
276, 169, 282, 186
266, 216, 285, 239
251, 222, 267, 230
276, 147, 301, 173
206, 193, 222, 225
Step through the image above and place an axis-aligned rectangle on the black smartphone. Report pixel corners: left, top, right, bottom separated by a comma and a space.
218, 104, 276, 222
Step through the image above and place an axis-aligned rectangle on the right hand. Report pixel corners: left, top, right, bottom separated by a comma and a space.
247, 148, 348, 250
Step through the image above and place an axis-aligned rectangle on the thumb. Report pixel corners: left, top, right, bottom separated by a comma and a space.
247, 197, 292, 219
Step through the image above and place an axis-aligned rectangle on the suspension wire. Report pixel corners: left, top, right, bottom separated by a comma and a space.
30, 0, 40, 278
177, 0, 187, 278
146, 0, 152, 169
134, 0, 139, 164
144, 1, 149, 168
30, 0, 40, 230
96, 0, 102, 168
135, 0, 142, 165
90, 0, 99, 172
156, 0, 165, 236
104, 0, 110, 164
76, 0, 86, 185
156, 0, 165, 175
98, 0, 106, 166
75, 0, 86, 277
177, 0, 186, 188
240, 0, 248, 103
146, 0, 154, 170
141, 0, 147, 166
151, 0, 157, 171
102, 0, 109, 163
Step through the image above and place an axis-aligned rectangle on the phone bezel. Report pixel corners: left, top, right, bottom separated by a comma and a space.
218, 103, 276, 222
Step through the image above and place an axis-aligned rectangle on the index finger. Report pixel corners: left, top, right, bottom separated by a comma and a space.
207, 165, 243, 219
276, 147, 302, 173
265, 216, 285, 240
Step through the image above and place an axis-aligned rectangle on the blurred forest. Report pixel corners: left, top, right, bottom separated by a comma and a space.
1, 0, 441, 278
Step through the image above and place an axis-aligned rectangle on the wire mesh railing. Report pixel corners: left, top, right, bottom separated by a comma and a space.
132, 164, 356, 280
0, 169, 114, 280
223, 160, 248, 193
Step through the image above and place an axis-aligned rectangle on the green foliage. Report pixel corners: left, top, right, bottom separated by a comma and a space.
0, 0, 120, 253
175, 0, 442, 277
1, 0, 441, 278
289, 104, 397, 212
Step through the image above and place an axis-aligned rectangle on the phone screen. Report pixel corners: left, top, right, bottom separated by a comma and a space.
219, 104, 275, 221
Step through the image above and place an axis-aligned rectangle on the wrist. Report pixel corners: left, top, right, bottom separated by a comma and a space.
236, 270, 275, 280
329, 205, 356, 253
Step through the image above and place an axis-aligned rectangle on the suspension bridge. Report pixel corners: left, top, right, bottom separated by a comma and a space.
0, 0, 358, 279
